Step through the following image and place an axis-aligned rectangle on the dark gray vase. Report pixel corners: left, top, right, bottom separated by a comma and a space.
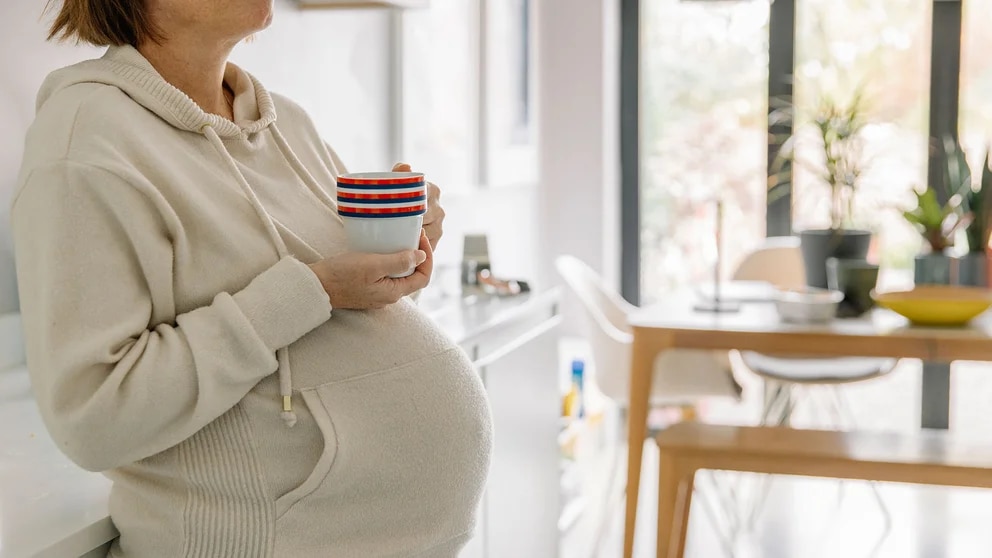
958, 252, 988, 287
799, 229, 873, 289
826, 257, 879, 318
914, 252, 954, 285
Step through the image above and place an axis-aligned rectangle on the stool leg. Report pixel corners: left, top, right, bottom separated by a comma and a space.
746, 385, 796, 529
675, 471, 696, 558
693, 471, 739, 554
658, 453, 695, 558
826, 387, 893, 531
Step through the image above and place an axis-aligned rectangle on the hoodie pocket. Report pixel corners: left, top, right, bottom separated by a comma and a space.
271, 347, 492, 557
274, 388, 339, 518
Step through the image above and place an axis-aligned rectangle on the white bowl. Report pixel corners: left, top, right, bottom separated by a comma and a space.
341, 214, 424, 278
773, 287, 843, 324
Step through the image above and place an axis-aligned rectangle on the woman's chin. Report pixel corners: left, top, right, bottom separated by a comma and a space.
237, 9, 273, 42
243, 1, 274, 34
259, 9, 274, 29
258, 4, 275, 31
259, 0, 275, 29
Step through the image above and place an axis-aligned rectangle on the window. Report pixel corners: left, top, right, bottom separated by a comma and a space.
627, 0, 944, 303
638, 0, 770, 303
791, 0, 931, 271
960, 0, 992, 167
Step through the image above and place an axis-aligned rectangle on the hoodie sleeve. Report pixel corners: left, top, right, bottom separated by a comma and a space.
12, 161, 331, 472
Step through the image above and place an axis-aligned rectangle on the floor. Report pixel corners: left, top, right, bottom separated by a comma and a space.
569, 357, 992, 558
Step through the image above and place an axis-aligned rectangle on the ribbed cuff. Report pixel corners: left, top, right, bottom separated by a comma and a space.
232, 257, 332, 351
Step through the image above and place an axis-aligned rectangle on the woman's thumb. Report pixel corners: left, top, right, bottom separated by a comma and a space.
380, 249, 427, 277
392, 162, 412, 172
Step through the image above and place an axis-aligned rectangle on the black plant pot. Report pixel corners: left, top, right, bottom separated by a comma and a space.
799, 229, 872, 289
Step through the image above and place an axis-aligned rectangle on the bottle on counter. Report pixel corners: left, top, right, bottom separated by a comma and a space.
571, 359, 585, 419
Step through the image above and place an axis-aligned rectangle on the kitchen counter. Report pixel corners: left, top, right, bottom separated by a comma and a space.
421, 288, 560, 346
1, 289, 561, 558
0, 367, 115, 558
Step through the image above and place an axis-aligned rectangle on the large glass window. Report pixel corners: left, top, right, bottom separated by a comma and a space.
638, 0, 932, 303
639, 0, 770, 303
961, 0, 992, 165
792, 0, 931, 271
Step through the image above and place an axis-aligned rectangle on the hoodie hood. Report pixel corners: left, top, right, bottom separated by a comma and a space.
36, 45, 277, 139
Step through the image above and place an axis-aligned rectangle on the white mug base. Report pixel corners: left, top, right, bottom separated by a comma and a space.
342, 214, 424, 272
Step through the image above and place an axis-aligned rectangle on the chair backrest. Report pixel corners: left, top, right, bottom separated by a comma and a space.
554, 255, 634, 403
732, 236, 806, 288
556, 239, 804, 406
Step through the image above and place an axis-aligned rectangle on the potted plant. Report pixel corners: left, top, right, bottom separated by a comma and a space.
960, 147, 992, 286
903, 136, 974, 285
770, 90, 874, 289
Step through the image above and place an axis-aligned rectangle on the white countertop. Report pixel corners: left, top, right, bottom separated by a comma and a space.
0, 367, 116, 558
0, 290, 559, 558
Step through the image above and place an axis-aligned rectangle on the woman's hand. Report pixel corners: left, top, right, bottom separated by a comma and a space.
392, 163, 444, 250
309, 230, 434, 310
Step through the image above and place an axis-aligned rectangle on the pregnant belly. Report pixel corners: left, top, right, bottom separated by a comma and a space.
274, 347, 493, 557
286, 298, 462, 388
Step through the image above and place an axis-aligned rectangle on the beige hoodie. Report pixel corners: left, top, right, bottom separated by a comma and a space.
12, 46, 492, 557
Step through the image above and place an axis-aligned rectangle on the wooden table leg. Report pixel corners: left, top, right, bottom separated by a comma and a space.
656, 454, 695, 558
624, 332, 666, 558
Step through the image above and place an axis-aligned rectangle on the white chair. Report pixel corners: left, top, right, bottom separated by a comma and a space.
730, 237, 896, 426
555, 255, 743, 412
731, 237, 896, 528
555, 255, 743, 556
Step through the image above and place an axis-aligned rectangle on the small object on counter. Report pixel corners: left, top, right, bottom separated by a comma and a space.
571, 359, 585, 419
477, 269, 528, 296
562, 385, 578, 418
773, 287, 843, 323
461, 234, 491, 287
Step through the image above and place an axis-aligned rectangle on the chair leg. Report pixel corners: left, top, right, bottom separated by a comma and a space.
746, 384, 796, 529
759, 382, 786, 424
825, 387, 893, 531
658, 452, 695, 558
675, 402, 738, 556
693, 471, 738, 556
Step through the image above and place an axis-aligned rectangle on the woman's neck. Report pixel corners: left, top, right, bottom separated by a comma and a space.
138, 38, 236, 121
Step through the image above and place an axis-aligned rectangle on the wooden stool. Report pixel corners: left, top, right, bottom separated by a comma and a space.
654, 423, 992, 558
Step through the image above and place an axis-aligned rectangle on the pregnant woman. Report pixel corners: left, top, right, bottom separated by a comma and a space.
12, 1, 492, 556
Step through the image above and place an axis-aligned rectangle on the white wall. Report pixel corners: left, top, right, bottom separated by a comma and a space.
535, 0, 622, 293
231, 4, 393, 172
0, 3, 99, 313
439, 185, 538, 280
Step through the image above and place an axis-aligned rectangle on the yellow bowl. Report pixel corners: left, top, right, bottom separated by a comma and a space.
872, 285, 992, 326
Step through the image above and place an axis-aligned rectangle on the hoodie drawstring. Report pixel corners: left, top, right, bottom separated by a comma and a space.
269, 124, 342, 221
202, 125, 298, 428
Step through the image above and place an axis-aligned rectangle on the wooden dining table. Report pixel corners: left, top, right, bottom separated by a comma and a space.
622, 294, 992, 558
